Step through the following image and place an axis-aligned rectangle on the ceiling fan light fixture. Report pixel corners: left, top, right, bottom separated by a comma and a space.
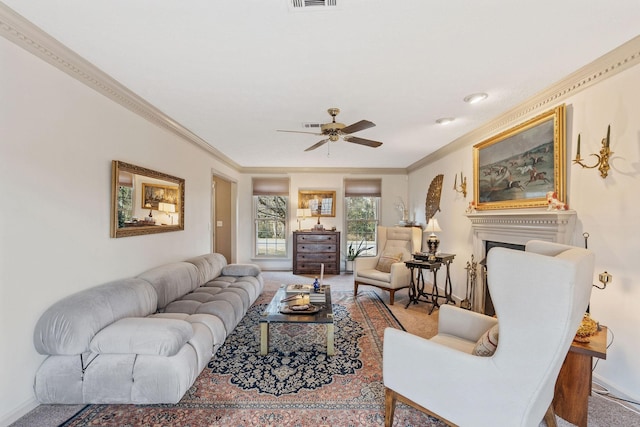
436, 117, 455, 125
463, 92, 488, 104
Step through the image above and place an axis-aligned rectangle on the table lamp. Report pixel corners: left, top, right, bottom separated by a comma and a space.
159, 202, 176, 225
296, 208, 311, 230
425, 218, 442, 261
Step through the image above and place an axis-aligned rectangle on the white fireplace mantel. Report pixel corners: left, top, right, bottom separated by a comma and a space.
466, 209, 577, 312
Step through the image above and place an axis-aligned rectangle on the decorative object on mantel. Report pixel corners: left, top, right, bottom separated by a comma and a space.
546, 191, 568, 210
573, 125, 613, 178
473, 104, 566, 210
425, 218, 442, 261
465, 200, 476, 214
453, 171, 467, 198
425, 174, 443, 221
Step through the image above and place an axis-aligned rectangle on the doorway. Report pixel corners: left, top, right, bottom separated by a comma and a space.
212, 174, 236, 263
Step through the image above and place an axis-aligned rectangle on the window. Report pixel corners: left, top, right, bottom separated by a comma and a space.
117, 171, 134, 227
253, 177, 289, 257
344, 179, 381, 256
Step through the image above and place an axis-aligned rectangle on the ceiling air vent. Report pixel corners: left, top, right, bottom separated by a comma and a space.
289, 0, 338, 11
303, 122, 322, 129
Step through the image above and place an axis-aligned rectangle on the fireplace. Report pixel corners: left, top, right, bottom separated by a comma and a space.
467, 210, 576, 313
481, 241, 525, 316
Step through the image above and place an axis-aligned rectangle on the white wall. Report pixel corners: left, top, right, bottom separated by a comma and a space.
236, 173, 409, 271
0, 36, 239, 424
408, 62, 640, 403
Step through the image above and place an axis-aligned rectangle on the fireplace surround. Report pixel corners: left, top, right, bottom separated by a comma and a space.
467, 209, 577, 313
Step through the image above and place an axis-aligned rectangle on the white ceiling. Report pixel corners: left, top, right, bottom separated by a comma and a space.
4, 1, 640, 169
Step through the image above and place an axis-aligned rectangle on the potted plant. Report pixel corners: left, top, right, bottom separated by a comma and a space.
346, 240, 373, 273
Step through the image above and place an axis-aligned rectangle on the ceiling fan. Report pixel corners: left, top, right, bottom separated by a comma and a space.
277, 108, 383, 152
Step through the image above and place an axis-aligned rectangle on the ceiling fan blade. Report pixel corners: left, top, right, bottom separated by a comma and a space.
340, 120, 375, 135
305, 139, 329, 152
343, 135, 383, 148
277, 129, 324, 136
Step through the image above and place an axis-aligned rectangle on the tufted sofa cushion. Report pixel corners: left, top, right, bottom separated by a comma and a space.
137, 262, 200, 309
33, 278, 157, 355
89, 317, 193, 356
185, 253, 227, 285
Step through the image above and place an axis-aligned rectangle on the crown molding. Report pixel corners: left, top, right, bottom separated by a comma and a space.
407, 35, 640, 172
0, 3, 240, 171
238, 166, 408, 175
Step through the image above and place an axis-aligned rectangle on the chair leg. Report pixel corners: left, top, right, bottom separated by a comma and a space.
543, 403, 557, 427
385, 387, 397, 427
389, 290, 395, 305
354, 281, 359, 297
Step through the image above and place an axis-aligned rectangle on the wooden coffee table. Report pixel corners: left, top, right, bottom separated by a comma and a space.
259, 285, 334, 356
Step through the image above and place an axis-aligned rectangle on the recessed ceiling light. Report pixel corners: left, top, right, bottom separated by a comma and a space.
436, 117, 455, 125
463, 92, 488, 104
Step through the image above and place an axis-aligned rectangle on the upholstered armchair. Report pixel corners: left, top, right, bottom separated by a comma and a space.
354, 226, 422, 305
383, 240, 595, 427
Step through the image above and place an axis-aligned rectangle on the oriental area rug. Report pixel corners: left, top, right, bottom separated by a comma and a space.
61, 291, 443, 427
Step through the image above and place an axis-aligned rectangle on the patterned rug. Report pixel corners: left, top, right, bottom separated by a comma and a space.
61, 291, 443, 427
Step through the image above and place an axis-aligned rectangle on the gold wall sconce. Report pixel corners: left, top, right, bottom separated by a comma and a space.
594, 271, 612, 290
573, 125, 612, 178
453, 172, 467, 198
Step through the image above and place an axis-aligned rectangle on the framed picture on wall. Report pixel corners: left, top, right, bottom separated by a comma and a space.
473, 104, 566, 210
298, 190, 336, 217
141, 183, 180, 210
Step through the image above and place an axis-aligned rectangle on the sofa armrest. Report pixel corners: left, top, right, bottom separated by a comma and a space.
437, 305, 498, 342
221, 263, 261, 277
89, 317, 193, 357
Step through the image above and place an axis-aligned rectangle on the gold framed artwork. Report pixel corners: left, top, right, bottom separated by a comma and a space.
473, 104, 566, 210
141, 183, 180, 210
111, 160, 185, 238
298, 190, 336, 217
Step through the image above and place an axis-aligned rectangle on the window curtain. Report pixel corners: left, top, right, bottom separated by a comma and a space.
344, 178, 381, 197
252, 177, 289, 196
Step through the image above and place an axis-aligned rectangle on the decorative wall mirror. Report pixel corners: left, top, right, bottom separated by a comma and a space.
111, 160, 185, 238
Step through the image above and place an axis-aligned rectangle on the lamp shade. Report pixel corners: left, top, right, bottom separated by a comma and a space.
426, 218, 442, 234
158, 202, 176, 213
297, 208, 311, 218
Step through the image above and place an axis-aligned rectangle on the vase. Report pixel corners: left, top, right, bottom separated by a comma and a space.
345, 260, 354, 274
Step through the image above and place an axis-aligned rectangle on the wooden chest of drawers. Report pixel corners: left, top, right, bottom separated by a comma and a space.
293, 231, 340, 275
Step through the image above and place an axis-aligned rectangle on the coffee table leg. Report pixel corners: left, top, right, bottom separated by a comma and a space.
260, 323, 269, 355
326, 324, 335, 356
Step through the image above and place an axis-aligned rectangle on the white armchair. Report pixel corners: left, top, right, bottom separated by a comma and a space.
354, 226, 422, 305
383, 240, 595, 427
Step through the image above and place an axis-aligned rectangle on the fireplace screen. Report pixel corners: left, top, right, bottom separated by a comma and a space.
482, 241, 525, 316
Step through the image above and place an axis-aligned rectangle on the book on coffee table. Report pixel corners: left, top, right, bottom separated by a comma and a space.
285, 284, 313, 295
309, 285, 327, 303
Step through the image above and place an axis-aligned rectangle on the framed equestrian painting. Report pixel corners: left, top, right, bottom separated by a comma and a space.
473, 104, 566, 210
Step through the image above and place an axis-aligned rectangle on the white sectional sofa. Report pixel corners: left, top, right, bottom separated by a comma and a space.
32, 253, 263, 404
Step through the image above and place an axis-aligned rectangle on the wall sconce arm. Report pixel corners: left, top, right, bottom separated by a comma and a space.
572, 125, 613, 178
453, 172, 467, 198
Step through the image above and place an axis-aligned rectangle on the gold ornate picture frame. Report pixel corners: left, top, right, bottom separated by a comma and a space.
111, 160, 185, 238
473, 104, 566, 210
298, 190, 336, 217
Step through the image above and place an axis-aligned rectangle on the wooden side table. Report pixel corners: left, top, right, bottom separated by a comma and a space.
412, 253, 456, 305
553, 326, 607, 427
404, 259, 442, 314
